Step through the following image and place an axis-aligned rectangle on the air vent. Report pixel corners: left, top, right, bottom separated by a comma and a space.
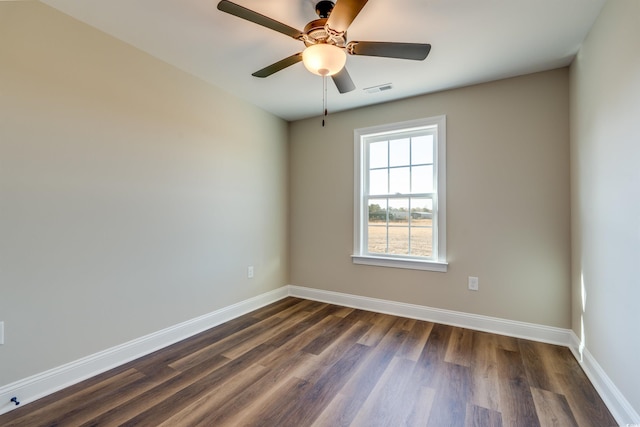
364, 83, 393, 94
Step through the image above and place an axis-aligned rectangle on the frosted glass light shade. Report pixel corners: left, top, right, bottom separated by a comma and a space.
302, 44, 347, 76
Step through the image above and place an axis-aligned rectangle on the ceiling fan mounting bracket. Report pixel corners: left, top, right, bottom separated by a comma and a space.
315, 1, 335, 19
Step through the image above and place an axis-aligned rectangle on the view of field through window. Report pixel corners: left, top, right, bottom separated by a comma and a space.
366, 133, 435, 257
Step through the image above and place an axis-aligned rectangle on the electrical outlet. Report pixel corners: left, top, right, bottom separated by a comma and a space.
247, 266, 254, 279
468, 276, 479, 291
0, 321, 4, 345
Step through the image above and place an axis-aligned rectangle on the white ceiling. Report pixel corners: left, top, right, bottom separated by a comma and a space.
39, 0, 606, 121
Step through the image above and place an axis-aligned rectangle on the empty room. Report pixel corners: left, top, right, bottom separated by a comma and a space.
1, 0, 638, 426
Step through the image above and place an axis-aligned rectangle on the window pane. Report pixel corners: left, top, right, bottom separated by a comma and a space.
389, 138, 410, 167
389, 198, 409, 225
410, 198, 433, 218
389, 167, 410, 194
387, 226, 409, 255
368, 198, 388, 254
368, 198, 388, 223
410, 198, 433, 258
369, 140, 388, 169
410, 226, 433, 257
367, 224, 387, 254
369, 169, 388, 195
412, 135, 433, 165
411, 165, 433, 193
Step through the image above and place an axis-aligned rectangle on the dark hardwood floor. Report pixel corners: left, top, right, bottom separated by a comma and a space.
0, 297, 617, 426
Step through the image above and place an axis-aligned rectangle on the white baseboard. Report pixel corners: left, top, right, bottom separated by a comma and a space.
569, 332, 640, 425
288, 285, 571, 346
288, 285, 640, 425
0, 286, 289, 416
3, 284, 637, 425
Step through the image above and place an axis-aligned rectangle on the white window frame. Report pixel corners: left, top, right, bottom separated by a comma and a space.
352, 116, 447, 272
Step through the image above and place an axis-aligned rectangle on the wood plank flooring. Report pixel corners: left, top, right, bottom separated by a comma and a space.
0, 297, 618, 427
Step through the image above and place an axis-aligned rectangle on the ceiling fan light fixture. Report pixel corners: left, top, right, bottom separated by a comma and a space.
302, 43, 346, 76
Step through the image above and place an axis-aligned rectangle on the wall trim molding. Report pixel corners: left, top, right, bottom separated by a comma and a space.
568, 332, 640, 425
288, 285, 571, 346
0, 286, 289, 416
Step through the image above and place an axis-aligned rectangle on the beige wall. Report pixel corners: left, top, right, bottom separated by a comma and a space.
290, 69, 571, 328
0, 2, 288, 385
3, 0, 637, 418
570, 0, 640, 416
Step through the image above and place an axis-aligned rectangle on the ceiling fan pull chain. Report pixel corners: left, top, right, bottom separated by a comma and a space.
322, 75, 328, 127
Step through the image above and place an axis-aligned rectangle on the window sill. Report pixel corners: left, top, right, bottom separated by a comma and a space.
351, 255, 448, 272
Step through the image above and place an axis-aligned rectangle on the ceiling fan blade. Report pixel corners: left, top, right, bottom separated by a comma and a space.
252, 53, 303, 78
331, 67, 356, 93
348, 42, 431, 60
217, 1, 303, 40
326, 0, 369, 34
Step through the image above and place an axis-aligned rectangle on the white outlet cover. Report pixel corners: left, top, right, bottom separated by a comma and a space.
0, 321, 4, 345
468, 277, 479, 291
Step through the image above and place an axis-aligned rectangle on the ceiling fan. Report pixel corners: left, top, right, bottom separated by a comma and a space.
217, 0, 432, 94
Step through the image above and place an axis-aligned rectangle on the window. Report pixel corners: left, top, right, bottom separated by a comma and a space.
353, 116, 447, 272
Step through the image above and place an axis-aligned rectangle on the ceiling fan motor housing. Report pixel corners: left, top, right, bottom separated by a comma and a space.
303, 18, 346, 47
